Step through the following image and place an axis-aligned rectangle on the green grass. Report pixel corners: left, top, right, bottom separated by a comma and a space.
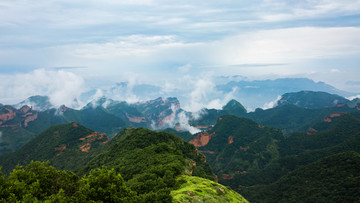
171, 175, 248, 203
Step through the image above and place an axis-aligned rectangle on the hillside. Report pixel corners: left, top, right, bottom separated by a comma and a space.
0, 122, 109, 174
276, 91, 350, 109
0, 125, 248, 202
0, 96, 188, 155
242, 151, 360, 202
190, 115, 284, 185
192, 113, 360, 202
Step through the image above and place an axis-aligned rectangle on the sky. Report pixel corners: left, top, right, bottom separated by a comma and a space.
1, 0, 360, 108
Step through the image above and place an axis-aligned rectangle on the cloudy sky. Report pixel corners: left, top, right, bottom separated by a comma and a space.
1, 0, 360, 106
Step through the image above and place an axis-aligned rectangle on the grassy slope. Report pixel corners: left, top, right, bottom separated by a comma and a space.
171, 175, 249, 203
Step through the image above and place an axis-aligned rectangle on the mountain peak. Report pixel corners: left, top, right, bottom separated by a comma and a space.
222, 99, 247, 114
277, 91, 349, 109
14, 95, 53, 111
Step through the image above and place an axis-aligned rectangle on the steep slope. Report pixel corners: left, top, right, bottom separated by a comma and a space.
0, 105, 65, 154
190, 115, 284, 185
243, 152, 360, 202
189, 113, 360, 202
226, 113, 360, 202
0, 122, 109, 173
246, 103, 358, 135
60, 105, 128, 137
189, 99, 247, 128
277, 91, 350, 109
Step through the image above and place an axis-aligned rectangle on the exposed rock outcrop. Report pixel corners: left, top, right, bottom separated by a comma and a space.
189, 132, 215, 147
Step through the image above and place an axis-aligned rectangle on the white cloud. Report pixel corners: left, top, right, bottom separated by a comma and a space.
261, 0, 360, 22
177, 111, 201, 134
0, 69, 84, 108
346, 95, 360, 100
262, 95, 281, 110
213, 27, 360, 67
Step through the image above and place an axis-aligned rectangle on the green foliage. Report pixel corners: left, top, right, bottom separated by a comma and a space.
0, 161, 79, 202
0, 122, 105, 174
242, 152, 360, 202
171, 175, 249, 203
246, 102, 359, 135
80, 128, 216, 201
198, 115, 284, 180
277, 91, 349, 109
0, 126, 238, 203
199, 113, 360, 202
62, 106, 128, 137
80, 166, 137, 202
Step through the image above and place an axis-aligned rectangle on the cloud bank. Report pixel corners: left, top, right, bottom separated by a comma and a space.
0, 69, 84, 108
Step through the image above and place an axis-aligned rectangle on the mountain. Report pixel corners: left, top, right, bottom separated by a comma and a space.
216, 78, 354, 109
276, 91, 350, 109
59, 105, 128, 136
190, 95, 359, 135
0, 122, 109, 173
0, 125, 248, 202
0, 105, 64, 154
0, 96, 190, 155
191, 112, 360, 202
13, 95, 53, 111
189, 115, 284, 185
189, 99, 247, 128
242, 151, 360, 202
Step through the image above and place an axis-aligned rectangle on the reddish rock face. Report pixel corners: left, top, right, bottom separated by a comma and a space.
222, 174, 234, 179
198, 150, 216, 154
20, 106, 31, 113
329, 113, 342, 118
307, 127, 318, 135
0, 108, 16, 123
78, 132, 109, 152
126, 113, 146, 123
80, 143, 91, 152
324, 113, 344, 123
0, 106, 39, 128
228, 136, 234, 144
23, 113, 38, 127
189, 132, 215, 147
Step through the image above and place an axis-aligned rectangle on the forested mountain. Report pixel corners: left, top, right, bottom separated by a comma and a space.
189, 113, 360, 202
193, 91, 360, 135
276, 91, 350, 109
2, 91, 359, 156
242, 151, 360, 202
0, 124, 248, 202
0, 97, 183, 155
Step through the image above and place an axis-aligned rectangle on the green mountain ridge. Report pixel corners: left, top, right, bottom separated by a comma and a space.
190, 112, 360, 202
0, 124, 247, 202
242, 151, 360, 202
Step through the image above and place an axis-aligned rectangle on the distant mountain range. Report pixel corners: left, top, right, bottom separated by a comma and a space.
78, 77, 358, 111
1, 88, 360, 202
1, 90, 359, 155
